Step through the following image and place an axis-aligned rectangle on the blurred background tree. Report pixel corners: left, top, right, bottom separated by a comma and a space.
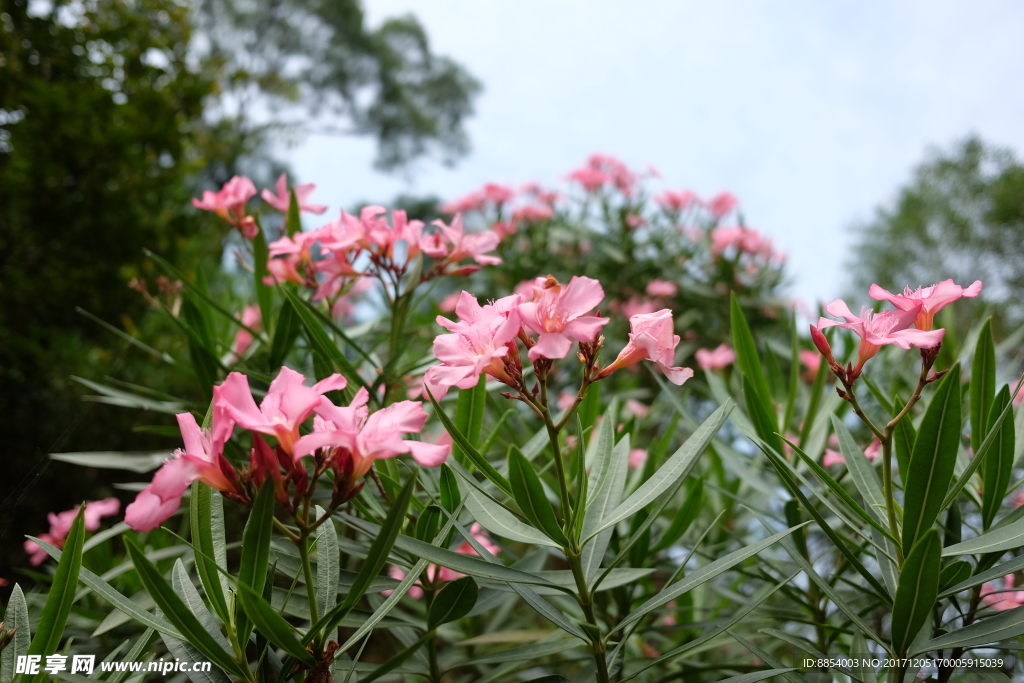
0, 0, 478, 577
848, 136, 1024, 333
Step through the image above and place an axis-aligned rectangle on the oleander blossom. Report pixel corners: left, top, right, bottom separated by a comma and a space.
517, 275, 609, 361
420, 215, 502, 273
213, 367, 349, 456
695, 344, 735, 370
597, 309, 694, 385
293, 387, 449, 482
869, 279, 983, 331
425, 292, 523, 400
646, 280, 678, 298
981, 575, 1024, 611
25, 498, 121, 565
191, 176, 258, 238
233, 305, 262, 357
124, 411, 241, 532
261, 173, 328, 215
816, 299, 945, 370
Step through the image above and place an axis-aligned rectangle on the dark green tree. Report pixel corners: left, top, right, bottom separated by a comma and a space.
848, 136, 1024, 330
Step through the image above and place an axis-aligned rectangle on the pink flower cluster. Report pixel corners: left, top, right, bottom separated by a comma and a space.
124, 367, 450, 532
385, 523, 500, 598
440, 182, 557, 239
695, 344, 735, 371
810, 279, 982, 378
654, 190, 737, 220
710, 225, 779, 262
566, 154, 638, 196
424, 276, 692, 400
25, 498, 120, 565
981, 574, 1024, 612
264, 208, 502, 303
192, 173, 327, 239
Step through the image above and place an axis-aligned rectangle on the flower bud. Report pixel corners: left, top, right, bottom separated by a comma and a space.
809, 325, 836, 366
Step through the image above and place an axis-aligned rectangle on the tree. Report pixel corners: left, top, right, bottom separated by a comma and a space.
848, 136, 1024, 330
0, 0, 480, 577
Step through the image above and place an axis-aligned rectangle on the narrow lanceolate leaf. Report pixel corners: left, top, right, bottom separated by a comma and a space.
941, 553, 1024, 598
892, 396, 917, 484
124, 537, 246, 679
465, 488, 558, 547
587, 401, 733, 541
891, 531, 941, 655
428, 576, 479, 629
358, 631, 433, 683
716, 671, 797, 683
744, 376, 784, 456
251, 221, 274, 335
439, 464, 461, 513
268, 298, 300, 369
236, 584, 316, 666
612, 524, 805, 634
282, 286, 366, 392
915, 604, 1024, 654
651, 477, 704, 552
508, 447, 570, 546
0, 584, 30, 683
970, 318, 997, 454
943, 514, 1024, 557
454, 373, 487, 463
306, 470, 418, 645
171, 560, 231, 652
26, 506, 85, 683
939, 560, 972, 592
314, 507, 340, 620
982, 386, 1016, 529
425, 386, 513, 496
902, 365, 962, 552
236, 480, 275, 645
581, 433, 630, 581
190, 483, 230, 623
730, 291, 773, 411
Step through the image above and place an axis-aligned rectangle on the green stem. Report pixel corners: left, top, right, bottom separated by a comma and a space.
880, 437, 904, 568
568, 553, 610, 683
296, 533, 320, 630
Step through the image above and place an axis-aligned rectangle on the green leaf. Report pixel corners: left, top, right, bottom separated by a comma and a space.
170, 560, 232, 652
32, 538, 182, 637
190, 483, 231, 624
236, 480, 275, 646
612, 524, 804, 634
454, 373, 487, 463
581, 426, 629, 580
971, 318, 997, 454
743, 376, 785, 459
307, 470, 419, 644
251, 221, 274, 336
236, 584, 316, 666
439, 464, 461, 513
268, 298, 301, 369
26, 506, 85, 682
915, 604, 1024, 654
651, 477, 703, 552
107, 629, 156, 683
0, 584, 30, 683
281, 286, 366, 393
891, 530, 941, 654
124, 537, 246, 679
49, 450, 171, 472
943, 514, 1024, 556
893, 396, 917, 484
465, 488, 558, 547
982, 386, 1016, 528
461, 638, 580, 666
286, 188, 302, 236
939, 560, 972, 591
716, 671, 797, 683
160, 633, 232, 683
729, 631, 808, 683
902, 364, 962, 552
425, 386, 512, 496
730, 291, 772, 409
586, 401, 732, 542
314, 507, 340, 621
940, 553, 1024, 598
508, 447, 570, 546
358, 630, 432, 683
428, 576, 479, 629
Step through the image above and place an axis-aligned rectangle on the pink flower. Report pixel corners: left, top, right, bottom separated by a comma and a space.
1015, 491, 1024, 508
710, 226, 772, 257
440, 184, 517, 214
360, 207, 425, 260
293, 388, 450, 477
646, 280, 678, 298
517, 275, 610, 361
261, 173, 328, 215
25, 498, 121, 565
864, 440, 881, 461
125, 411, 240, 532
425, 292, 523, 400
423, 215, 502, 270
1015, 384, 1024, 408
567, 167, 610, 193
655, 189, 699, 212
625, 214, 646, 228
823, 449, 845, 467
213, 367, 348, 456
705, 192, 738, 219
192, 176, 258, 238
511, 205, 554, 223
695, 344, 736, 370
628, 449, 648, 468
233, 305, 262, 357
625, 399, 650, 419
598, 310, 694, 386
981, 575, 1024, 611
799, 349, 821, 376
869, 279, 983, 331
383, 523, 499, 598
566, 154, 636, 195
438, 292, 462, 313
621, 297, 658, 319
817, 300, 945, 370
557, 391, 576, 411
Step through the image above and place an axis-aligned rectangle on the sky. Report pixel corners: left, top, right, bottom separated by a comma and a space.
281, 0, 1024, 308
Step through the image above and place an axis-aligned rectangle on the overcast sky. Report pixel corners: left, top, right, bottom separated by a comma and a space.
281, 0, 1024, 308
